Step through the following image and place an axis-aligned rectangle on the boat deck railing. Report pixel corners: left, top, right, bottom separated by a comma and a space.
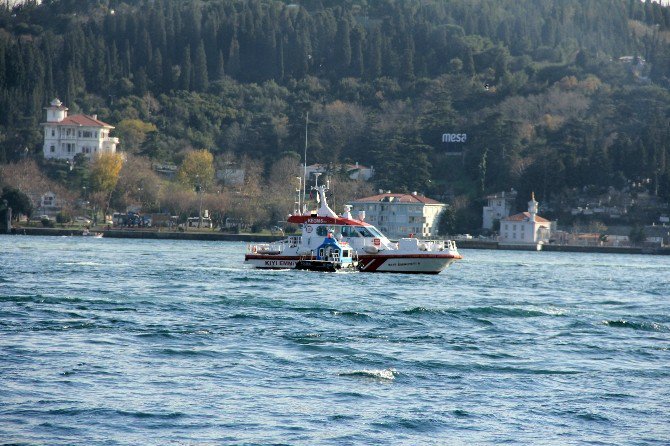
248, 235, 302, 254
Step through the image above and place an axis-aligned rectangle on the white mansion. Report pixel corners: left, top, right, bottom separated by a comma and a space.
42, 99, 119, 160
350, 191, 445, 239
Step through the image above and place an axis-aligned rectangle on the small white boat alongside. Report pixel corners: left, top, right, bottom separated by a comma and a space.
245, 185, 462, 274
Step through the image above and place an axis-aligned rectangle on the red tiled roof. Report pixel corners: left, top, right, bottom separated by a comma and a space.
503, 211, 550, 223
353, 193, 443, 205
53, 114, 114, 128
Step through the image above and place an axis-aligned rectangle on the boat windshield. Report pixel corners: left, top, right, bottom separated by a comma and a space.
339, 225, 385, 238
365, 226, 385, 238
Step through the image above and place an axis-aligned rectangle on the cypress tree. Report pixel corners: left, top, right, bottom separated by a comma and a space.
193, 40, 208, 91
152, 49, 164, 92
334, 18, 351, 75
366, 26, 382, 79
228, 35, 241, 78
180, 45, 191, 90
214, 49, 225, 81
350, 25, 364, 78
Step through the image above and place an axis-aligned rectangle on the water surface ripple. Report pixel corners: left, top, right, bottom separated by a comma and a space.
1, 235, 669, 445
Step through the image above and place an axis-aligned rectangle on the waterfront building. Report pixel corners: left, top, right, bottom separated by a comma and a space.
42, 98, 119, 160
482, 189, 517, 230
350, 191, 445, 239
499, 193, 552, 248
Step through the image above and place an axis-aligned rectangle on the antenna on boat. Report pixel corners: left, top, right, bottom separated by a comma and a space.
302, 111, 308, 214
295, 176, 302, 215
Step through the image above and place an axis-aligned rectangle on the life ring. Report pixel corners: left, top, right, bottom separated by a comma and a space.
306, 226, 313, 233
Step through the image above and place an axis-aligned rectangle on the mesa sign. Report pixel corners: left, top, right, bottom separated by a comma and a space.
442, 133, 467, 143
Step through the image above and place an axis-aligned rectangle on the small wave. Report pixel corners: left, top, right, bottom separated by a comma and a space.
328, 414, 360, 421
603, 319, 669, 332
403, 306, 431, 314
402, 306, 553, 319
228, 313, 262, 320
136, 332, 176, 339
62, 261, 102, 266
330, 310, 371, 320
338, 368, 397, 380
372, 416, 443, 432
115, 409, 186, 419
155, 348, 219, 357
467, 306, 551, 318
573, 411, 611, 423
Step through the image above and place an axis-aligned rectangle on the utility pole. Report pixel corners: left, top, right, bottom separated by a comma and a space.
195, 175, 203, 228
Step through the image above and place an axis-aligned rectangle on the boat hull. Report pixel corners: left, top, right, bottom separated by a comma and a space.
357, 254, 460, 274
245, 252, 461, 274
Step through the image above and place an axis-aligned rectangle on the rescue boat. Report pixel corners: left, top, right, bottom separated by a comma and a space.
245, 185, 462, 274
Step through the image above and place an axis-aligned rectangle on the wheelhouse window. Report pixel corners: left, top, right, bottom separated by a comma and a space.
355, 226, 374, 237
316, 226, 328, 237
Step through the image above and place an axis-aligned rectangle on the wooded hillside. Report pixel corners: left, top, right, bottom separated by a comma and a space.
1, 0, 670, 229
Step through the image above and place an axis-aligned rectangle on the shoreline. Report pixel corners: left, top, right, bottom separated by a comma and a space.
8, 226, 284, 242
7, 227, 670, 255
455, 239, 670, 255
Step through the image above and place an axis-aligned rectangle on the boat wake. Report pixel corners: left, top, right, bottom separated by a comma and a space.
338, 368, 398, 380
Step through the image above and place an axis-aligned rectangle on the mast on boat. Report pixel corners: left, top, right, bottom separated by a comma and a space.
302, 111, 308, 215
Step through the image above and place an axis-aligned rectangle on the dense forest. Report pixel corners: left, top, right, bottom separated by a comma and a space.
1, 0, 670, 230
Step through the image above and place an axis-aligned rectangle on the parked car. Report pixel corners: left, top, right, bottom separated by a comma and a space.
75, 216, 91, 224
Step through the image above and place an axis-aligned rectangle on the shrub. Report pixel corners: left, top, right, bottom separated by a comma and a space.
56, 211, 72, 224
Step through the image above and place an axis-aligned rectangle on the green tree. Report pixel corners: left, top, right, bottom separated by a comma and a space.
437, 206, 456, 236
629, 226, 646, 245
177, 149, 215, 191
193, 40, 209, 91
90, 152, 124, 214
1, 186, 33, 218
115, 119, 158, 155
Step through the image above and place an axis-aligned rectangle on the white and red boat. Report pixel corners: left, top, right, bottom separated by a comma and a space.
245, 185, 462, 274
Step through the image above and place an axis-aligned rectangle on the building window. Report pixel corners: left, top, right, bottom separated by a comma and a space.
50, 145, 55, 153
504, 224, 508, 230
78, 131, 81, 138
95, 131, 99, 138
83, 130, 93, 138
51, 129, 55, 136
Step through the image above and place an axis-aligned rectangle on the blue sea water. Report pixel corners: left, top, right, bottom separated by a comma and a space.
1, 235, 669, 445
